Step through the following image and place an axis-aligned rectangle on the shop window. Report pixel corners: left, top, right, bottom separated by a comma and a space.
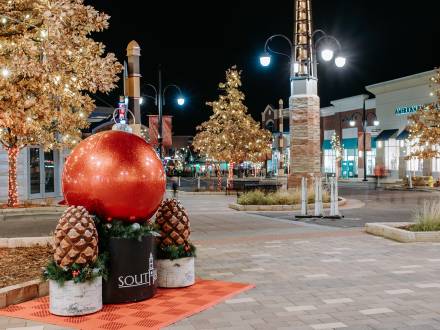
366, 149, 376, 176
283, 118, 290, 133
266, 121, 274, 133
343, 148, 358, 175
324, 149, 336, 173
384, 139, 399, 171
405, 144, 423, 172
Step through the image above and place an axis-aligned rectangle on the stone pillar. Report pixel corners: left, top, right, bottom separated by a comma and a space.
288, 94, 321, 188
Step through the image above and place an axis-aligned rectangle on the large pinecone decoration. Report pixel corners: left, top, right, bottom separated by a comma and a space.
53, 206, 98, 267
155, 199, 191, 251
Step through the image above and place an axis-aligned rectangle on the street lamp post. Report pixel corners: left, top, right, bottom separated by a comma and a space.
347, 96, 379, 181
259, 29, 346, 186
142, 65, 185, 159
259, 29, 346, 83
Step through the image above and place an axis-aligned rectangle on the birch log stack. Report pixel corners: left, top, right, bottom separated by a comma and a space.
49, 277, 102, 316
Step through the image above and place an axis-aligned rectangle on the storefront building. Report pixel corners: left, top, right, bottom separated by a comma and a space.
366, 70, 435, 180
263, 69, 437, 181
320, 95, 378, 179
261, 99, 290, 176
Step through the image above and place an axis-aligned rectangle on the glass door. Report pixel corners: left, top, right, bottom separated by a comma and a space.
29, 147, 58, 198
29, 148, 41, 195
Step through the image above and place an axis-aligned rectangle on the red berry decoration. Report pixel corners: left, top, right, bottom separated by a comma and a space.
62, 131, 166, 222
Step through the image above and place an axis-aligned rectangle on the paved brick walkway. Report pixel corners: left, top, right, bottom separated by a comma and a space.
2, 193, 440, 329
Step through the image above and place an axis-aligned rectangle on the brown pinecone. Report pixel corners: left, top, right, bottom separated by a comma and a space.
155, 199, 191, 251
53, 206, 98, 267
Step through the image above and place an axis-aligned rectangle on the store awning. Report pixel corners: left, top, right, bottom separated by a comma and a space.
396, 129, 410, 140
375, 129, 399, 141
322, 140, 332, 150
342, 138, 358, 149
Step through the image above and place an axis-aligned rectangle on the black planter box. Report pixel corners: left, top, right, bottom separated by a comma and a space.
103, 235, 157, 304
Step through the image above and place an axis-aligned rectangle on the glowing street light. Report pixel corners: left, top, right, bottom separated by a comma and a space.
321, 49, 334, 62
177, 97, 185, 106
259, 53, 271, 67
335, 56, 347, 68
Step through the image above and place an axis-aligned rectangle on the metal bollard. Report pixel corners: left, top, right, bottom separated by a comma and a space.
330, 177, 340, 217
314, 176, 323, 217
178, 176, 181, 187
301, 177, 308, 216
197, 176, 201, 190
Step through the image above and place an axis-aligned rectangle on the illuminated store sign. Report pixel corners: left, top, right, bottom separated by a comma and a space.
394, 104, 422, 116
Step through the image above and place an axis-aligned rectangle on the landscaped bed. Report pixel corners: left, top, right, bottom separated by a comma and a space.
0, 246, 52, 289
237, 189, 330, 205
366, 201, 440, 242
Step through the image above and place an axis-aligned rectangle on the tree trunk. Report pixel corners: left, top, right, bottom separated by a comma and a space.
227, 162, 234, 189
216, 164, 222, 192
7, 146, 20, 207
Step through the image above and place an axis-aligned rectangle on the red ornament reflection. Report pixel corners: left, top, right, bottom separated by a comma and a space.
62, 130, 166, 222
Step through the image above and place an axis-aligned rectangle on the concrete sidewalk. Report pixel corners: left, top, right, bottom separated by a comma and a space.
2, 194, 440, 329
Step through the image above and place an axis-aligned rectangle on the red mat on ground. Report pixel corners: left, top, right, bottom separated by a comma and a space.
0, 280, 254, 330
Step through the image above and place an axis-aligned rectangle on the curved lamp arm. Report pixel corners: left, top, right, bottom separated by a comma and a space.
143, 83, 158, 105
163, 84, 183, 106
314, 34, 342, 53
263, 34, 293, 60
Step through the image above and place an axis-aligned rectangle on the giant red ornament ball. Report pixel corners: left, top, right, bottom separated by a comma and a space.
62, 130, 166, 222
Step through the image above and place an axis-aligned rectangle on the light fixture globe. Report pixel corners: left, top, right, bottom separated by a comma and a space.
335, 56, 346, 68
259, 54, 271, 67
321, 49, 334, 62
373, 120, 380, 127
349, 120, 356, 127
177, 97, 185, 106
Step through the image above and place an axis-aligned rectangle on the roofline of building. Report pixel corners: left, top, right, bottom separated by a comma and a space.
366, 69, 436, 94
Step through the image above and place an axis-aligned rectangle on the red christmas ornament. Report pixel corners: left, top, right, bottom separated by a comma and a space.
62, 131, 166, 222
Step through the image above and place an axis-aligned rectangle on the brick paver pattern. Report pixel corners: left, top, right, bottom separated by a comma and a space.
2, 193, 440, 330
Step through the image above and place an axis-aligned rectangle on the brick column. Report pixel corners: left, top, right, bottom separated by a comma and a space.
288, 94, 321, 188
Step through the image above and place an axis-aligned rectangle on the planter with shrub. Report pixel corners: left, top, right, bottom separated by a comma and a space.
155, 199, 196, 288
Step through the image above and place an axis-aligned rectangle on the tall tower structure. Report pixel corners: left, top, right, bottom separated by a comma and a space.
126, 41, 142, 126
288, 0, 321, 188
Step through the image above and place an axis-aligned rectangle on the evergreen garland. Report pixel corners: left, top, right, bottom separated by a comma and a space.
157, 243, 197, 260
42, 255, 106, 286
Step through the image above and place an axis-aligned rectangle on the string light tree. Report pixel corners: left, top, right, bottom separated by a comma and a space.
406, 69, 440, 168
0, 0, 122, 207
330, 133, 343, 179
193, 66, 271, 191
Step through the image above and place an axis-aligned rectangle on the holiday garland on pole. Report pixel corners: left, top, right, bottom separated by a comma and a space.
406, 69, 440, 160
0, 0, 122, 207
193, 66, 271, 190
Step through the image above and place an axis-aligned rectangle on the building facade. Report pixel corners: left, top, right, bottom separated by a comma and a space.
262, 69, 437, 181
367, 70, 436, 180
320, 95, 378, 179
261, 99, 290, 176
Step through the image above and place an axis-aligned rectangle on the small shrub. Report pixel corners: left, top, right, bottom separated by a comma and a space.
409, 201, 440, 232
237, 188, 331, 205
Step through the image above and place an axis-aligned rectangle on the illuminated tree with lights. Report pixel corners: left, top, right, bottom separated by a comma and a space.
407, 69, 440, 160
0, 0, 122, 207
330, 133, 343, 178
193, 66, 271, 190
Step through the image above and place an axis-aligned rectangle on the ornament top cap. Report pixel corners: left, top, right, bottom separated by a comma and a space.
127, 40, 141, 56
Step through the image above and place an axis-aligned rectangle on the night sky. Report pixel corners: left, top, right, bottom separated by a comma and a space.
88, 0, 440, 135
